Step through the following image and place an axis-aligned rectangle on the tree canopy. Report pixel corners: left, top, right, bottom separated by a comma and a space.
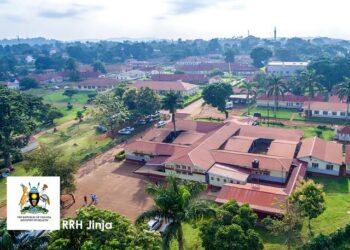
200, 200, 263, 250
250, 47, 272, 68
202, 82, 233, 117
0, 86, 45, 168
49, 206, 162, 250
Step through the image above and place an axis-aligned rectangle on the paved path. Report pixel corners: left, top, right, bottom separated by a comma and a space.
179, 98, 204, 117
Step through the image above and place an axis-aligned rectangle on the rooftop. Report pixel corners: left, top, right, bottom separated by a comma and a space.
133, 80, 199, 91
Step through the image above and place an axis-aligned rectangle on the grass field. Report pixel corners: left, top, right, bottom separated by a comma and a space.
245, 107, 304, 120
37, 120, 113, 162
42, 90, 94, 104
53, 106, 88, 125
260, 122, 335, 140
170, 223, 203, 250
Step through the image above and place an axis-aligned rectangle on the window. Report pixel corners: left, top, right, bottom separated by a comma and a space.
187, 166, 191, 170
224, 179, 227, 183
341, 112, 346, 116
312, 163, 319, 168
176, 165, 180, 169
211, 177, 214, 180
217, 178, 220, 182
322, 111, 328, 115
332, 111, 337, 116
182, 166, 186, 170
230, 180, 233, 183
326, 164, 334, 170
314, 110, 319, 115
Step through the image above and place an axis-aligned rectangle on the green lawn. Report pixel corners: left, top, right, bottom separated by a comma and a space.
53, 106, 87, 125
259, 122, 335, 140
170, 223, 203, 250
0, 163, 36, 205
37, 120, 113, 162
245, 107, 303, 120
42, 90, 94, 104
183, 91, 202, 107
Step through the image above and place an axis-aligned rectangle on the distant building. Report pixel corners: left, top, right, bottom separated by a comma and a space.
335, 126, 350, 142
27, 72, 66, 84
75, 78, 118, 92
266, 61, 309, 76
303, 101, 349, 119
345, 145, 350, 175
234, 55, 253, 65
1, 81, 20, 90
151, 73, 209, 85
297, 137, 343, 176
133, 80, 199, 96
116, 70, 146, 81
176, 63, 258, 76
257, 93, 323, 109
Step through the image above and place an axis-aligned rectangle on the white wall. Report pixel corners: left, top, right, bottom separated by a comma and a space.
311, 110, 347, 119
298, 156, 340, 176
208, 173, 246, 187
257, 100, 304, 109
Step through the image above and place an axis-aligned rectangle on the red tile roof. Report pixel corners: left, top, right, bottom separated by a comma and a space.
216, 162, 306, 215
133, 80, 199, 92
78, 78, 118, 87
303, 101, 348, 112
238, 125, 303, 142
257, 94, 323, 102
337, 126, 350, 135
297, 137, 343, 165
151, 74, 209, 83
177, 63, 257, 73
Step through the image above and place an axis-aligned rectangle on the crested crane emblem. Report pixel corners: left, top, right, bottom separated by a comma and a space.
19, 182, 50, 214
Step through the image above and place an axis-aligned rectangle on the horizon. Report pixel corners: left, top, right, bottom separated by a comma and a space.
1, 0, 350, 41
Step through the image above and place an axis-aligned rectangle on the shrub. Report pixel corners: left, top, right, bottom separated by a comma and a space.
115, 150, 125, 161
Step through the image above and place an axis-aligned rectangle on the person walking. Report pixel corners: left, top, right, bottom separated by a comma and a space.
84, 195, 87, 205
94, 194, 98, 205
90, 194, 94, 204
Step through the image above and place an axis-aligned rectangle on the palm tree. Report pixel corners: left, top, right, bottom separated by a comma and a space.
239, 81, 258, 115
335, 77, 350, 120
136, 176, 215, 250
299, 69, 324, 117
266, 74, 287, 119
162, 91, 183, 136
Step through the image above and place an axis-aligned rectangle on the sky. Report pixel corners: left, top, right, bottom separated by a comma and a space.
0, 0, 349, 41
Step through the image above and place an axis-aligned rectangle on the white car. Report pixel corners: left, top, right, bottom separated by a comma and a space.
156, 121, 167, 128
148, 219, 162, 231
118, 128, 131, 135
124, 127, 135, 132
159, 219, 173, 234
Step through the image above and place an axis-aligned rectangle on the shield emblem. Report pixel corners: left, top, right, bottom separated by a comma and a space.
29, 191, 40, 207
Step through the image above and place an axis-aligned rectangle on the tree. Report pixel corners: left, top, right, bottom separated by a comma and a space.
1, 219, 48, 250
335, 77, 350, 120
0, 86, 45, 169
250, 47, 272, 68
137, 176, 215, 250
200, 200, 263, 250
136, 87, 161, 117
263, 200, 304, 250
202, 82, 233, 118
19, 77, 39, 90
65, 58, 80, 81
43, 106, 64, 125
63, 89, 79, 101
94, 92, 130, 134
24, 146, 77, 193
162, 91, 183, 136
92, 60, 106, 73
49, 206, 162, 250
289, 179, 326, 235
122, 87, 138, 110
224, 48, 235, 63
299, 69, 324, 117
239, 81, 258, 115
76, 111, 83, 122
266, 74, 287, 119
208, 68, 224, 77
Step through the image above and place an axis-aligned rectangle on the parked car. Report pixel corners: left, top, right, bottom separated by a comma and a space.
225, 101, 233, 109
253, 112, 262, 118
156, 121, 167, 128
118, 128, 131, 135
147, 218, 162, 231
135, 119, 147, 125
124, 127, 135, 132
